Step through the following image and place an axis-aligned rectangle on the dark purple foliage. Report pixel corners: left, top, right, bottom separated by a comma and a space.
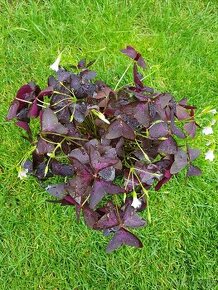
7, 46, 201, 253
106, 228, 143, 253
184, 121, 197, 138
187, 165, 202, 176
187, 147, 201, 161
170, 149, 188, 174
121, 46, 146, 68
105, 119, 135, 140
158, 137, 177, 155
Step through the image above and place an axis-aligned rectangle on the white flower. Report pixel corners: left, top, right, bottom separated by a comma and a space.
18, 167, 28, 180
209, 109, 217, 115
211, 119, 216, 126
50, 53, 62, 71
205, 149, 215, 162
131, 196, 142, 209
202, 126, 213, 135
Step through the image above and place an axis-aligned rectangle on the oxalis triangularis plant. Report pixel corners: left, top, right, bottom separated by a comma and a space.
7, 46, 202, 253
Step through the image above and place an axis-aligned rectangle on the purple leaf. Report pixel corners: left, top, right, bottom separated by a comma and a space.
67, 175, 92, 197
70, 158, 92, 177
149, 122, 169, 139
123, 205, 146, 228
158, 137, 177, 155
187, 165, 202, 176
46, 183, 67, 198
51, 160, 74, 176
28, 99, 40, 118
187, 147, 201, 161
38, 86, 53, 98
69, 148, 89, 164
58, 195, 78, 206
170, 149, 188, 174
179, 98, 188, 106
176, 105, 190, 120
7, 83, 40, 120
133, 63, 143, 88
106, 119, 135, 140
115, 137, 125, 157
98, 166, 115, 181
23, 160, 33, 174
36, 138, 55, 155
94, 85, 112, 100
48, 195, 81, 222
16, 84, 35, 99
171, 123, 185, 139
56, 107, 71, 123
74, 82, 96, 99
77, 59, 86, 69
156, 94, 172, 109
16, 121, 31, 135
16, 108, 29, 121
80, 70, 97, 80
18, 82, 40, 102
6, 101, 20, 120
134, 102, 150, 127
69, 103, 87, 123
28, 87, 53, 118
41, 108, 68, 135
89, 145, 118, 172
35, 161, 47, 180
68, 159, 93, 195
89, 180, 124, 209
148, 102, 157, 118
94, 205, 119, 230
106, 228, 143, 253
184, 122, 197, 138
141, 139, 161, 159
155, 169, 172, 190
135, 163, 162, 185
83, 206, 100, 228
121, 46, 146, 68
65, 123, 79, 137
57, 69, 71, 82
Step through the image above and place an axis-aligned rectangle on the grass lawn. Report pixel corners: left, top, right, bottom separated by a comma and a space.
0, 0, 217, 289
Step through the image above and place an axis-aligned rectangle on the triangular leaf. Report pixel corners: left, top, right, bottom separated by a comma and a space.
94, 205, 119, 230
187, 165, 202, 176
187, 147, 201, 161
89, 180, 124, 209
106, 228, 143, 253
158, 137, 177, 155
170, 149, 188, 174
41, 108, 68, 135
51, 160, 74, 176
106, 119, 135, 140
89, 145, 118, 172
171, 123, 185, 139
176, 105, 190, 120
46, 183, 67, 198
184, 122, 197, 138
149, 122, 169, 139
123, 205, 146, 228
121, 46, 146, 68
83, 206, 100, 228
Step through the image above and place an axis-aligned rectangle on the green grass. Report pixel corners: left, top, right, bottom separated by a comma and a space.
0, 0, 218, 289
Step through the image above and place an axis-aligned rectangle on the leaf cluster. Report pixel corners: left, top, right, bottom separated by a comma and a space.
7, 47, 201, 252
